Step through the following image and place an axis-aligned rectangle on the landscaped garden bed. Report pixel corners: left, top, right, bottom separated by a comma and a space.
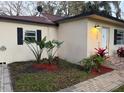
91, 65, 113, 76
8, 37, 114, 92
8, 58, 113, 92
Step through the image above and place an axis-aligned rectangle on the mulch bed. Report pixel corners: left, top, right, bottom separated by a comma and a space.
91, 65, 113, 76
8, 58, 114, 92
32, 64, 59, 72
32, 64, 113, 75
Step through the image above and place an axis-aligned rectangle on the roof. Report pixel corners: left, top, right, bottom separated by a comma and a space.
56, 12, 124, 25
0, 12, 124, 26
42, 13, 65, 22
0, 13, 64, 26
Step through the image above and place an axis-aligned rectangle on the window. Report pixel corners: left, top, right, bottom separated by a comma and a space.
25, 31, 37, 42
114, 29, 124, 45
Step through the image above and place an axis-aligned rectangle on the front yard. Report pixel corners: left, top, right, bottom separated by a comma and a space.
7, 36, 115, 92
8, 59, 98, 92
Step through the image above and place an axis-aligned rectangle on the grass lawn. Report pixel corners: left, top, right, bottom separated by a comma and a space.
8, 59, 98, 92
113, 85, 124, 92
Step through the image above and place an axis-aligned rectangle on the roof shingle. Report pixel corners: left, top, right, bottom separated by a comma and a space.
0, 13, 64, 25
0, 12, 124, 26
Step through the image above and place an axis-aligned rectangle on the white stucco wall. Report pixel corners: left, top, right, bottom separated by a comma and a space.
1, 17, 124, 64
0, 20, 57, 63
87, 19, 124, 57
58, 19, 88, 63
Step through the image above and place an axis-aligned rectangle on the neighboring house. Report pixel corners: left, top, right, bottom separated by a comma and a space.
0, 12, 124, 64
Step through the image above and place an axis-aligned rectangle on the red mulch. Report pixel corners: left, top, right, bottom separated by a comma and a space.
91, 65, 113, 76
32, 64, 59, 72
32, 64, 113, 75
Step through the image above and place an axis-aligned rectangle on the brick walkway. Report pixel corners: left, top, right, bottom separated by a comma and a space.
59, 56, 124, 92
59, 70, 124, 92
107, 55, 124, 70
0, 64, 12, 92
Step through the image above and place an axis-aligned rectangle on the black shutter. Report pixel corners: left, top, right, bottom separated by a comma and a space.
114, 29, 117, 45
17, 27, 23, 45
37, 30, 42, 42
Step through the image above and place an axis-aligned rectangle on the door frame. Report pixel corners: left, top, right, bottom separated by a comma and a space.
101, 26, 110, 55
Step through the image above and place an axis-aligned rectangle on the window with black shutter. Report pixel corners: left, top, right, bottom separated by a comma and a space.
17, 27, 23, 45
24, 30, 42, 43
25, 31, 36, 42
37, 30, 42, 42
114, 29, 124, 45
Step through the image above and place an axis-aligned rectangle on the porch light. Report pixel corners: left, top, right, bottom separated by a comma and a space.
94, 25, 100, 28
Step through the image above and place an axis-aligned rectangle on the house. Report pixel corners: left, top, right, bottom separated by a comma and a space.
0, 12, 124, 64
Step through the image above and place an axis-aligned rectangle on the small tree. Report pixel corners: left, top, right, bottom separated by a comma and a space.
25, 37, 46, 63
45, 40, 63, 64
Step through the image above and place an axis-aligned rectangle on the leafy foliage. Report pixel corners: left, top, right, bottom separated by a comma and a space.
80, 54, 105, 73
91, 55, 105, 72
95, 48, 108, 57
37, 1, 112, 16
112, 1, 121, 19
45, 40, 63, 64
25, 37, 63, 64
82, 1, 112, 16
117, 47, 124, 57
25, 37, 47, 63
1, 1, 122, 18
80, 57, 95, 73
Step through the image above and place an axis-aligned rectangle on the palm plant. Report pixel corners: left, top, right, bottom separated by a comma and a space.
45, 40, 63, 64
25, 37, 47, 63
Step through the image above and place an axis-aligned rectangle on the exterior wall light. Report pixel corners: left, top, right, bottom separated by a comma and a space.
94, 25, 100, 28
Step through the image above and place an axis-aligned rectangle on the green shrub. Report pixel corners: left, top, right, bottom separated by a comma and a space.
81, 57, 95, 73
91, 55, 105, 72
80, 54, 105, 73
